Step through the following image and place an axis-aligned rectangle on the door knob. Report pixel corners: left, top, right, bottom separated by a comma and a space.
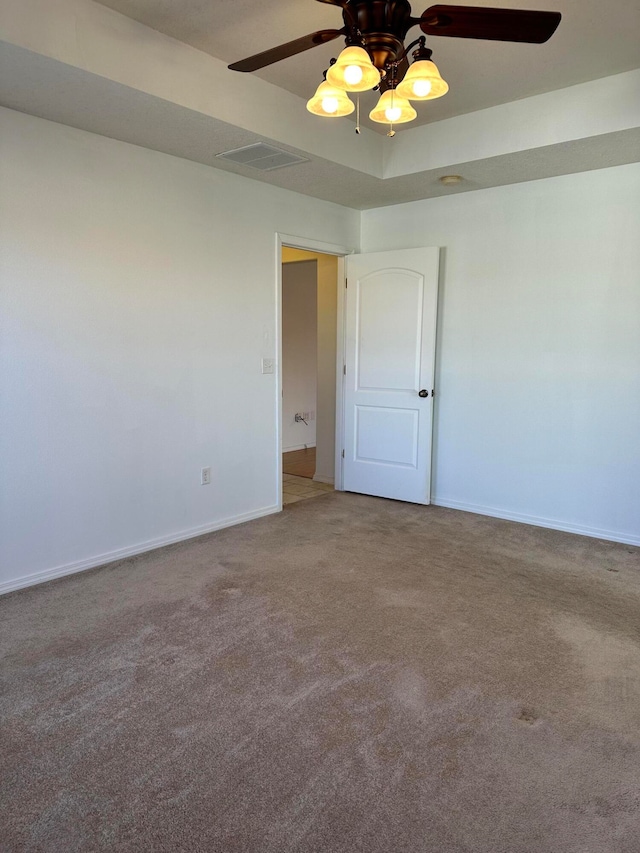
418, 389, 428, 398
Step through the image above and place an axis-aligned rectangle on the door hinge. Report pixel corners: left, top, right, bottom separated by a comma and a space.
345, 279, 348, 288
343, 364, 347, 375
341, 449, 345, 458
431, 389, 435, 397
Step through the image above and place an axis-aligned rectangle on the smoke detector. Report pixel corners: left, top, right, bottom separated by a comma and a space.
439, 175, 463, 186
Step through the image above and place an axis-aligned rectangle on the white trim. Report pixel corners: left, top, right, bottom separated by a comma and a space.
334, 256, 346, 492
431, 497, 640, 547
275, 235, 284, 512
283, 443, 316, 452
0, 505, 281, 595
278, 233, 353, 257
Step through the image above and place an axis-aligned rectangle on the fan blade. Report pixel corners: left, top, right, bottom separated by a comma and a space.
229, 29, 346, 73
416, 5, 561, 43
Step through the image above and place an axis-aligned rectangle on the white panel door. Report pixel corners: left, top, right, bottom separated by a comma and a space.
343, 248, 439, 504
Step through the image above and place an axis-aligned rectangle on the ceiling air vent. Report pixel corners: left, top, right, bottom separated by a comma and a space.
216, 143, 309, 172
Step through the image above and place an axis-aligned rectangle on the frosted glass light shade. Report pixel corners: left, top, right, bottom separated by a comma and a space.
396, 59, 449, 101
326, 46, 380, 92
369, 89, 417, 124
306, 80, 355, 117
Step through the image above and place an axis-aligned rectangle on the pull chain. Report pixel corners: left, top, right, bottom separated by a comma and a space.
355, 95, 361, 134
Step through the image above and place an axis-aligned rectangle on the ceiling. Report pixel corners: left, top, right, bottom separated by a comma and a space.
0, 0, 638, 208
94, 0, 640, 131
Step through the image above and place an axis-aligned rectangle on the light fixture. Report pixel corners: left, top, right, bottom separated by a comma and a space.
306, 79, 355, 117
369, 87, 416, 125
439, 174, 463, 185
230, 2, 563, 137
396, 41, 449, 101
326, 45, 381, 92
306, 37, 447, 134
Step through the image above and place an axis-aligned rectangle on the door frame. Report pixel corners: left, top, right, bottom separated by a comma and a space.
276, 233, 353, 509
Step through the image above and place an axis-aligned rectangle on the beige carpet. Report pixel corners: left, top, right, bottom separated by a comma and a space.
1, 492, 639, 852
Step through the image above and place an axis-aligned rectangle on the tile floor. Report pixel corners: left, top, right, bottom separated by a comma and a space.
283, 474, 334, 505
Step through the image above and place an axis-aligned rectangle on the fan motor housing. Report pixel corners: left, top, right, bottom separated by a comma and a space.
344, 0, 415, 69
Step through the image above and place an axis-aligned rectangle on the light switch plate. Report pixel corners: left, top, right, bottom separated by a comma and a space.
261, 358, 274, 374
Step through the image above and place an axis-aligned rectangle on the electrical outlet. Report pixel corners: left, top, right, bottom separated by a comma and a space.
201, 466, 211, 485
261, 358, 274, 374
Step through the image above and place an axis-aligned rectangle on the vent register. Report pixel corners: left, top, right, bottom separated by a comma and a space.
216, 143, 309, 172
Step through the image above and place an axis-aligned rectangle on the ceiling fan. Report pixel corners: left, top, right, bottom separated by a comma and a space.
229, 1, 561, 132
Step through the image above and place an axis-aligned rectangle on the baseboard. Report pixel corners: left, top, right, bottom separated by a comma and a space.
431, 497, 640, 547
283, 443, 316, 452
313, 474, 335, 485
6, 498, 635, 596
0, 504, 281, 596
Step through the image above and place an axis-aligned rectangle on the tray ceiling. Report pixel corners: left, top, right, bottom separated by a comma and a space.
95, 0, 640, 131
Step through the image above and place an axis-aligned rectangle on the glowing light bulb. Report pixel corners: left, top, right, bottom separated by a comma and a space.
343, 64, 363, 86
385, 106, 402, 122
412, 79, 432, 97
321, 96, 339, 114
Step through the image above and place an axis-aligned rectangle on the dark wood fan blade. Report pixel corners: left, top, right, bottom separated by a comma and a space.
416, 5, 561, 43
228, 29, 346, 72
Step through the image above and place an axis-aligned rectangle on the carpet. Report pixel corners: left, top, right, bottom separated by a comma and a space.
1, 493, 639, 852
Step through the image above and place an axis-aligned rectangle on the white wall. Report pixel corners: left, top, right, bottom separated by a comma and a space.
0, 0, 383, 177
361, 164, 640, 544
0, 107, 359, 592
2, 108, 637, 597
282, 261, 317, 451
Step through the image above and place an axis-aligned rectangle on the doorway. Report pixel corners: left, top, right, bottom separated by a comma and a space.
281, 247, 338, 506
277, 238, 439, 509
